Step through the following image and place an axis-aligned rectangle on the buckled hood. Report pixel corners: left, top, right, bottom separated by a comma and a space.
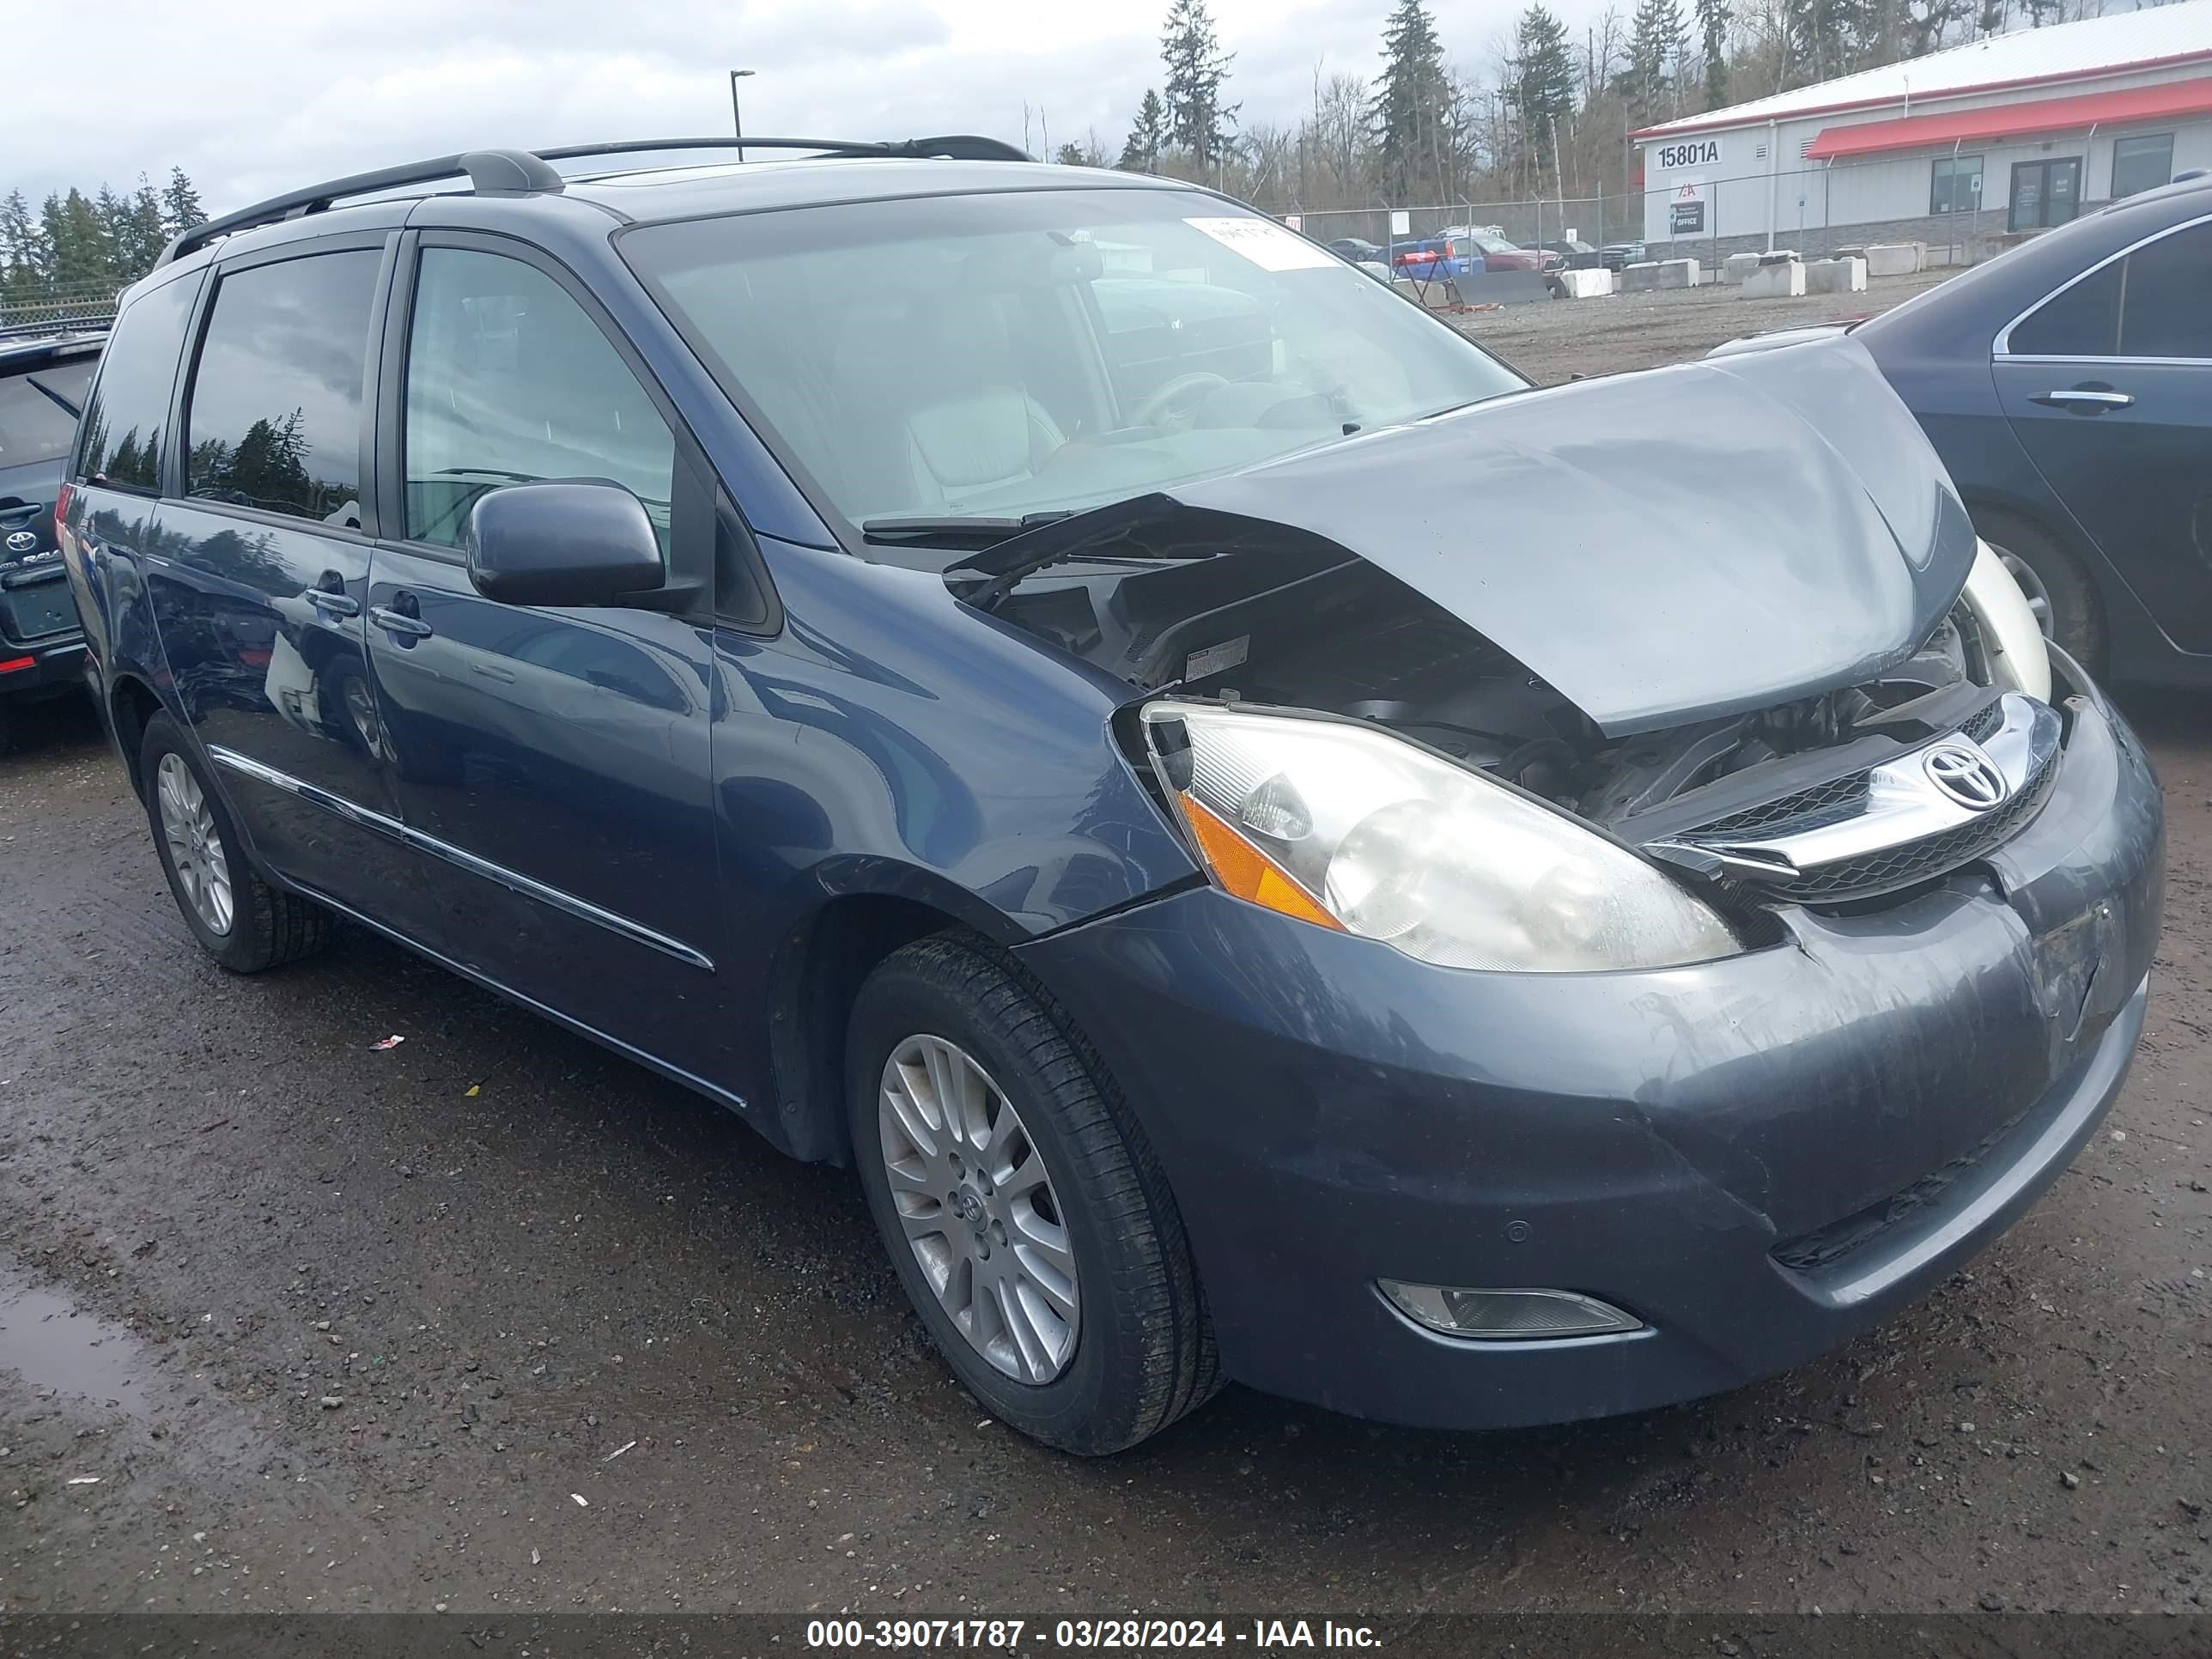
1167, 334, 1978, 736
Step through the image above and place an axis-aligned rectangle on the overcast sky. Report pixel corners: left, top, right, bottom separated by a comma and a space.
8, 0, 1607, 213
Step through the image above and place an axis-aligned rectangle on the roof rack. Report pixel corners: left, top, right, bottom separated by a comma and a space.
154, 134, 1033, 270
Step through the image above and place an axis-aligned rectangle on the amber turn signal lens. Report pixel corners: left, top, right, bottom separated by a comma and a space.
1173, 793, 1343, 932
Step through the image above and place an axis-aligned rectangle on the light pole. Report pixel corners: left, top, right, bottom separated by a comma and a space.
729, 69, 756, 161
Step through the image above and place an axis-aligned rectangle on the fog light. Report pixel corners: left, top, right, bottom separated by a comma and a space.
1379, 1280, 1642, 1340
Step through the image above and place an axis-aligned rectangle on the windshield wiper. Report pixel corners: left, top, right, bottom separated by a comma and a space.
860, 511, 1073, 547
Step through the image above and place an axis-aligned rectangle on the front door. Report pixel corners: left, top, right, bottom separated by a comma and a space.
363, 238, 727, 1083
152, 240, 425, 918
2008, 157, 2082, 233
1995, 219, 2212, 653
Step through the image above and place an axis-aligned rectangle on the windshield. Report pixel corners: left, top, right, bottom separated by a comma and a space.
621, 187, 1524, 534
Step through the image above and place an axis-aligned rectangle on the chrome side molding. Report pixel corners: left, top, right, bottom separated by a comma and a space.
204, 744, 715, 972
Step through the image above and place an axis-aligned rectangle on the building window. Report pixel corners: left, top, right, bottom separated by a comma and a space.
2111, 133, 2173, 200
1930, 155, 1984, 215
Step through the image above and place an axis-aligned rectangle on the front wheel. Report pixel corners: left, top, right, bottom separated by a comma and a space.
140, 712, 331, 972
1974, 510, 2106, 679
847, 933, 1219, 1454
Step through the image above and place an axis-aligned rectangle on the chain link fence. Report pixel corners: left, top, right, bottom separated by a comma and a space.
1280, 157, 2008, 271
0, 287, 120, 340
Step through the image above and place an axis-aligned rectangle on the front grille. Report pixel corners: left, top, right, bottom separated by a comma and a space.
1774, 747, 2059, 902
1697, 771, 1871, 837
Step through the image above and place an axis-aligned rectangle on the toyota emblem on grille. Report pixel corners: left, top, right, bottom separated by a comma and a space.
3, 530, 33, 554
1923, 741, 2007, 811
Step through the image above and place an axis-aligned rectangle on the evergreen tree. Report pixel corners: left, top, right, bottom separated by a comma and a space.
161, 167, 204, 238
1055, 142, 1086, 167
1370, 0, 1450, 201
1159, 0, 1238, 167
1506, 6, 1577, 171
40, 189, 112, 291
1696, 0, 1731, 108
1119, 88, 1170, 172
113, 175, 170, 279
0, 189, 43, 301
1623, 0, 1687, 124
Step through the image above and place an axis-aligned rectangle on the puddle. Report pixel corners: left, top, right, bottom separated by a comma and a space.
0, 1273, 152, 1416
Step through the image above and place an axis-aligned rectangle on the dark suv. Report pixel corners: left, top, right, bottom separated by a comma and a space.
61, 138, 2161, 1455
0, 329, 102, 745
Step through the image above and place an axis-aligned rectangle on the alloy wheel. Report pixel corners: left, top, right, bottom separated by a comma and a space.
877, 1033, 1080, 1383
156, 752, 234, 936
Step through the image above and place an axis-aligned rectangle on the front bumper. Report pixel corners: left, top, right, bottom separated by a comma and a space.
1016, 675, 2163, 1430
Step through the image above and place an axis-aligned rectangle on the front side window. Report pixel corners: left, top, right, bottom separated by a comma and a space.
1930, 155, 1983, 216
403, 247, 676, 551
185, 250, 380, 526
0, 356, 94, 469
2110, 134, 2173, 201
76, 275, 201, 494
621, 188, 1525, 533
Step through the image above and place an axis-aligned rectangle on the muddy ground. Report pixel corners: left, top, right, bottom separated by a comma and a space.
3, 294, 2209, 1628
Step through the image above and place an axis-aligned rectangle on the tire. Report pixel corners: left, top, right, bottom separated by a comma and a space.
847, 932, 1220, 1455
1974, 509, 2106, 680
139, 712, 331, 973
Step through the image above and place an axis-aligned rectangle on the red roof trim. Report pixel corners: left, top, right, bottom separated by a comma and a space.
1802, 76, 2212, 159
1630, 48, 2212, 140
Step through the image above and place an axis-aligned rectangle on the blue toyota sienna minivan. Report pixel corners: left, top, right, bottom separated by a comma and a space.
59, 138, 2163, 1453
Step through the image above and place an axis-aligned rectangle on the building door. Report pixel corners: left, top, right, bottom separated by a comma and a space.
2008, 158, 2082, 233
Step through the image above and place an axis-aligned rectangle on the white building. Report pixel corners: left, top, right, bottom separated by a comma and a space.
1632, 1, 2212, 253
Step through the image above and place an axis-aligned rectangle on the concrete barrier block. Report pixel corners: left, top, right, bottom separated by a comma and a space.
1556, 267, 1614, 298
1620, 261, 1662, 293
1756, 249, 1801, 265
1656, 258, 1700, 289
1805, 256, 1867, 294
1741, 259, 1806, 299
1863, 241, 1925, 276
1723, 252, 1761, 285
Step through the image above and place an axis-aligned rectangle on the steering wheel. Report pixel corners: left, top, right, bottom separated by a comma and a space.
1130, 371, 1230, 429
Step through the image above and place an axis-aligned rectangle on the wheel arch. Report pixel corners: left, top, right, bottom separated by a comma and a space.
763, 883, 1015, 1165
107, 673, 165, 800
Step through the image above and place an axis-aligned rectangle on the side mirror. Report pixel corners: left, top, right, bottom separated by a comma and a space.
464, 481, 665, 608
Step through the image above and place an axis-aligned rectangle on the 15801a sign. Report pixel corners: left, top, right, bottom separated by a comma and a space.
1656, 138, 1721, 169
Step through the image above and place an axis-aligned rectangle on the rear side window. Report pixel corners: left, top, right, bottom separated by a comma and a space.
403, 247, 676, 550
185, 250, 381, 527
0, 356, 94, 469
76, 276, 200, 494
2008, 262, 2121, 357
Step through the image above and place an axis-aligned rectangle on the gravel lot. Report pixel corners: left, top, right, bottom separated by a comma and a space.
4, 287, 2209, 1631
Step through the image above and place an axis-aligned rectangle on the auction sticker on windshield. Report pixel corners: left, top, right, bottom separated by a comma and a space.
1183, 216, 1336, 271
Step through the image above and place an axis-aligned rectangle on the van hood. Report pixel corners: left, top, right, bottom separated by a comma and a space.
1163, 334, 1977, 736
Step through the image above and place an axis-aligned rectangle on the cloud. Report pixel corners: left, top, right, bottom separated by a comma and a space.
8, 0, 1600, 211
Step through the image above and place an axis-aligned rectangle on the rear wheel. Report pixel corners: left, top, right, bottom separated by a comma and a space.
1974, 509, 2106, 678
140, 713, 331, 972
847, 933, 1220, 1454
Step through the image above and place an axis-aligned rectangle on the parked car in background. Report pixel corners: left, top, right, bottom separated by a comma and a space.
1445, 228, 1565, 273
1712, 170, 2212, 686
1325, 236, 1385, 264
1601, 240, 1648, 270
62, 139, 2159, 1459
1390, 235, 1475, 281
1544, 238, 1602, 270
0, 328, 103, 748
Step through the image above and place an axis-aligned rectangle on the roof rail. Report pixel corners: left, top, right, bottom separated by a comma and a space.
153, 135, 1032, 270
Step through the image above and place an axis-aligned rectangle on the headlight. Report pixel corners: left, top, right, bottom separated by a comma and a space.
1962, 539, 2051, 702
1141, 702, 1743, 972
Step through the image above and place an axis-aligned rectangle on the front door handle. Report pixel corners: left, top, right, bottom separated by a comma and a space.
369, 604, 432, 641
2036, 387, 2134, 411
305, 588, 360, 619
